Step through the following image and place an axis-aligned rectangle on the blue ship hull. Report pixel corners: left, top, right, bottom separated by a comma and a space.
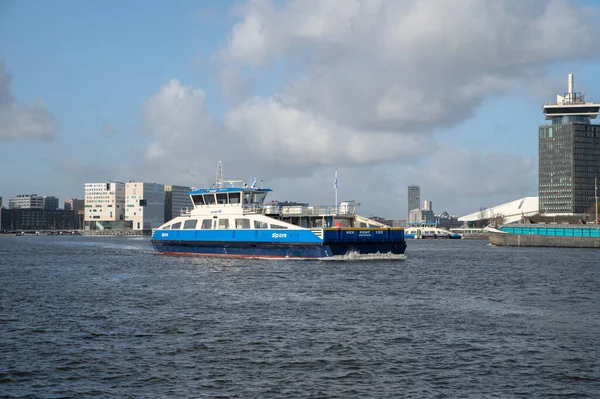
152, 240, 331, 258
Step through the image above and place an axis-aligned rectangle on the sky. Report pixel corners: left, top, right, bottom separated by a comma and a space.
1, 0, 600, 219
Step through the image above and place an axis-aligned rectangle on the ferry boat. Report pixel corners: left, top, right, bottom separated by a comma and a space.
151, 186, 406, 258
404, 224, 462, 239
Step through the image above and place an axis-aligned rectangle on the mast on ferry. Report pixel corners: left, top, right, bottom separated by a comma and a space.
216, 161, 223, 188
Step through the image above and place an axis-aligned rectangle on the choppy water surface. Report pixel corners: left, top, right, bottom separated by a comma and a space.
1, 236, 599, 398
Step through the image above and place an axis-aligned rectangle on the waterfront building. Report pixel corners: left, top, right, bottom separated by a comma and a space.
64, 199, 84, 229
539, 74, 600, 215
84, 182, 126, 231
164, 184, 193, 222
125, 181, 165, 232
458, 197, 539, 227
408, 185, 420, 216
409, 208, 434, 225
435, 211, 463, 230
43, 196, 59, 210
9, 194, 45, 209
1, 209, 76, 232
423, 200, 432, 211
0, 196, 3, 208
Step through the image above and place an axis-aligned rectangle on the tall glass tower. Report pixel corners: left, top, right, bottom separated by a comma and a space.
407, 185, 420, 217
539, 74, 600, 215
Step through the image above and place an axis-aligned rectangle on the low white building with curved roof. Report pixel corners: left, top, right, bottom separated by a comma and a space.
458, 197, 539, 225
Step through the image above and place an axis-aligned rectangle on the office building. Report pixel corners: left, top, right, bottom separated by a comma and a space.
0, 196, 3, 208
84, 182, 126, 230
423, 200, 432, 211
539, 74, 600, 215
408, 185, 420, 216
164, 184, 193, 222
1, 209, 75, 232
409, 208, 434, 225
64, 199, 85, 229
9, 194, 45, 209
125, 181, 165, 232
43, 196, 59, 210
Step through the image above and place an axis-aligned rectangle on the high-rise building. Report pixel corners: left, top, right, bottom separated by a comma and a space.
539, 74, 600, 215
84, 182, 126, 230
125, 181, 165, 232
408, 185, 420, 216
164, 185, 192, 222
0, 196, 3, 208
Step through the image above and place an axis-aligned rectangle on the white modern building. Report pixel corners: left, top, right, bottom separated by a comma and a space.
164, 184, 193, 222
84, 182, 126, 230
458, 197, 539, 226
409, 208, 435, 225
125, 181, 165, 232
9, 194, 45, 209
423, 200, 432, 211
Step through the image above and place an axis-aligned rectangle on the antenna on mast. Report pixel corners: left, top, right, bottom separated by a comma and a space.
216, 161, 223, 188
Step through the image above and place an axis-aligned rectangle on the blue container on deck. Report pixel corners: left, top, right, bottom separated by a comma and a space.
389, 228, 405, 240
323, 228, 341, 241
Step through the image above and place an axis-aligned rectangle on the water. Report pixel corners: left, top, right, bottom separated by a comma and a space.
1, 236, 599, 398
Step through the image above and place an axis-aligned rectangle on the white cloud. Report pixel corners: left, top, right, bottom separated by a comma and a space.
132, 79, 240, 186
135, 0, 598, 216
421, 145, 538, 213
220, 0, 600, 165
0, 60, 57, 141
224, 96, 430, 166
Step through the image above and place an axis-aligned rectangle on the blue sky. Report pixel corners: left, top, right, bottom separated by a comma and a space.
1, 0, 600, 218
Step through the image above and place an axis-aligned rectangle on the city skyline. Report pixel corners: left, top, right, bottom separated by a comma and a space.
1, 0, 600, 218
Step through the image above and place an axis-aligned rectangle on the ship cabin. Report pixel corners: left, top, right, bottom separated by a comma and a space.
189, 187, 272, 212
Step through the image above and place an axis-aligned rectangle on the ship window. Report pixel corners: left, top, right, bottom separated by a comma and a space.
201, 219, 212, 229
216, 193, 228, 204
235, 218, 251, 229
203, 194, 216, 205
254, 221, 268, 229
270, 224, 288, 229
172, 222, 182, 229
251, 192, 267, 204
163, 225, 170, 230
192, 195, 205, 205
228, 192, 240, 204
183, 219, 197, 229
243, 192, 252, 204
218, 219, 230, 229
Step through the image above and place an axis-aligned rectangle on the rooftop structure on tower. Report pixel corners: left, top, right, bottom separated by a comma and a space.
542, 73, 600, 124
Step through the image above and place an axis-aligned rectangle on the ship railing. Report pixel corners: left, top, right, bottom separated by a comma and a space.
263, 205, 356, 217
242, 204, 266, 214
